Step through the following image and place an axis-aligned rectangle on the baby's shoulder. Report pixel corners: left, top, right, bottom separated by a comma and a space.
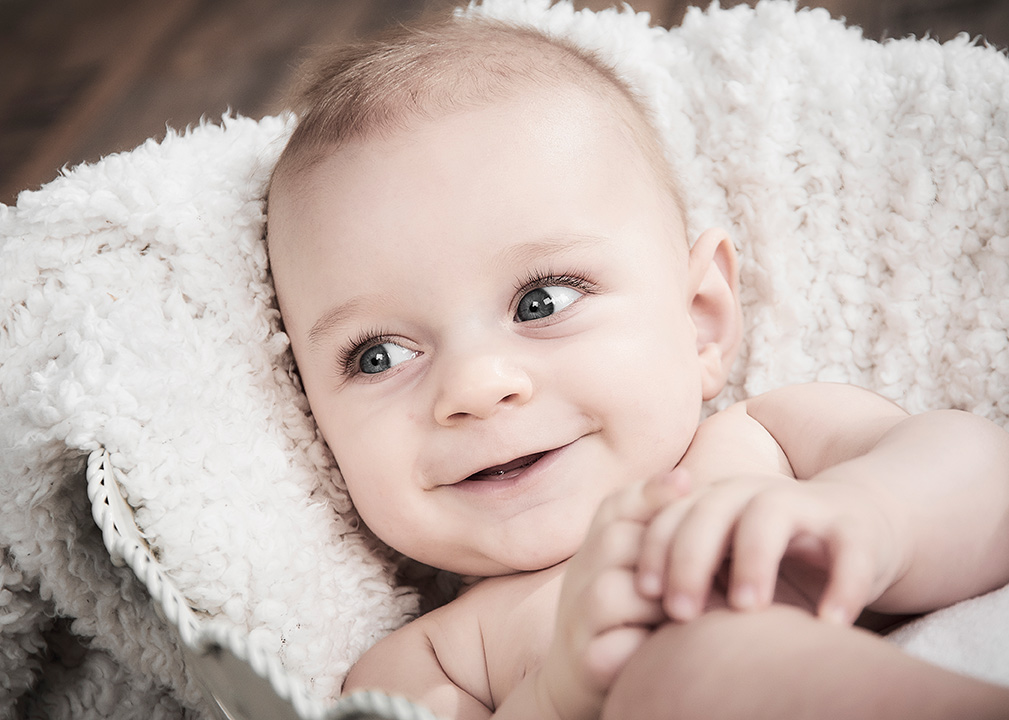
738, 383, 907, 478
343, 593, 494, 716
685, 399, 794, 480
344, 568, 562, 717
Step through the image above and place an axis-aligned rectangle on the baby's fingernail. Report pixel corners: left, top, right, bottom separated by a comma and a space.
820, 605, 850, 625
649, 472, 676, 487
653, 468, 691, 494
667, 593, 698, 621
639, 573, 662, 598
732, 584, 758, 610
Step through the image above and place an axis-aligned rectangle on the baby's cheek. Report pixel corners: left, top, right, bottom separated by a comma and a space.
625, 403, 700, 477
342, 471, 401, 542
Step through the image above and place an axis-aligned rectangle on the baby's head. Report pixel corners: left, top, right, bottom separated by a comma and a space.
267, 16, 741, 577
269, 16, 682, 218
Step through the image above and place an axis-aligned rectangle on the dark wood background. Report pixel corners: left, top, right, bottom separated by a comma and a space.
2, 0, 1007, 205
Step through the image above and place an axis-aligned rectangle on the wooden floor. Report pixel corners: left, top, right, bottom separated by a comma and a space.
2, 0, 1008, 205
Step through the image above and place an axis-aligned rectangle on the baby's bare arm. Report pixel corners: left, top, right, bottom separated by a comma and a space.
638, 382, 1009, 624
747, 383, 1009, 613
603, 604, 1009, 720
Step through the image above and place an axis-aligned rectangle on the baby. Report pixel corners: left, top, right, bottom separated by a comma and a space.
266, 15, 1009, 720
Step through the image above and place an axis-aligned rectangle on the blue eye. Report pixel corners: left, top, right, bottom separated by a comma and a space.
359, 342, 417, 374
515, 285, 581, 322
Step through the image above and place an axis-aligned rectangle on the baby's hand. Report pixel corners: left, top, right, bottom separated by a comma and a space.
636, 471, 909, 626
542, 472, 689, 719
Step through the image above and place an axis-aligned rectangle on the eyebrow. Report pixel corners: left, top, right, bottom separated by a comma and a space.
307, 297, 366, 352
497, 233, 607, 267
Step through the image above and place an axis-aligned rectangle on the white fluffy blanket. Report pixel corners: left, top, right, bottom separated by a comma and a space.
2, 0, 1008, 716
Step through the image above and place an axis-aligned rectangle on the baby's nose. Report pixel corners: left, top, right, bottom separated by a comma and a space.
433, 352, 532, 425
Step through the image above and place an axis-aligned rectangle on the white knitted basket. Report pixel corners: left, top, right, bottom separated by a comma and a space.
86, 449, 442, 720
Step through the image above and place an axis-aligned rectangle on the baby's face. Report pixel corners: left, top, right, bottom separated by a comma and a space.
270, 86, 730, 576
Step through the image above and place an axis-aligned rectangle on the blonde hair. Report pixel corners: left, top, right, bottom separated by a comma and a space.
269, 15, 684, 222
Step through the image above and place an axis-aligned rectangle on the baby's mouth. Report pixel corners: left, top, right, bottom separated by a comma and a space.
467, 452, 547, 482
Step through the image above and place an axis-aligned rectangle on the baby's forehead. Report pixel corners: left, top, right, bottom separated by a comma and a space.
270, 81, 623, 224
268, 18, 684, 245
272, 21, 658, 168
270, 82, 644, 224
271, 74, 637, 201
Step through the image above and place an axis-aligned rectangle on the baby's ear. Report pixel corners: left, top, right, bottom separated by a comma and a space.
687, 227, 742, 400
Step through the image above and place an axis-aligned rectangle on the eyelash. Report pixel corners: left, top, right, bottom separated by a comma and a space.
337, 328, 397, 378
513, 270, 598, 309
336, 271, 597, 378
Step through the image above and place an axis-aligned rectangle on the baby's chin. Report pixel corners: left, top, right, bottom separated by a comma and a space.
433, 543, 579, 579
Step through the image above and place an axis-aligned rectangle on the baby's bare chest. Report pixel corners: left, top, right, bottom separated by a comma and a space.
484, 575, 561, 703
431, 568, 564, 710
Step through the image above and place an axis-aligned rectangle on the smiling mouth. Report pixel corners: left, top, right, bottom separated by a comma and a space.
466, 452, 548, 482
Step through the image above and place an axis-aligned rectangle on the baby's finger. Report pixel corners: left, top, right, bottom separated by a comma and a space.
592, 469, 689, 529
636, 498, 694, 599
726, 491, 799, 611
585, 626, 652, 690
577, 517, 646, 573
817, 525, 876, 625
575, 567, 667, 638
661, 490, 750, 621
643, 467, 693, 502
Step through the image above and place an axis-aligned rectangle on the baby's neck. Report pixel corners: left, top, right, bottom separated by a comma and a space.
455, 560, 572, 599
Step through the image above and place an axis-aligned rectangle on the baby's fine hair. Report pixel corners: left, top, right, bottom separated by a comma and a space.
270, 13, 684, 221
